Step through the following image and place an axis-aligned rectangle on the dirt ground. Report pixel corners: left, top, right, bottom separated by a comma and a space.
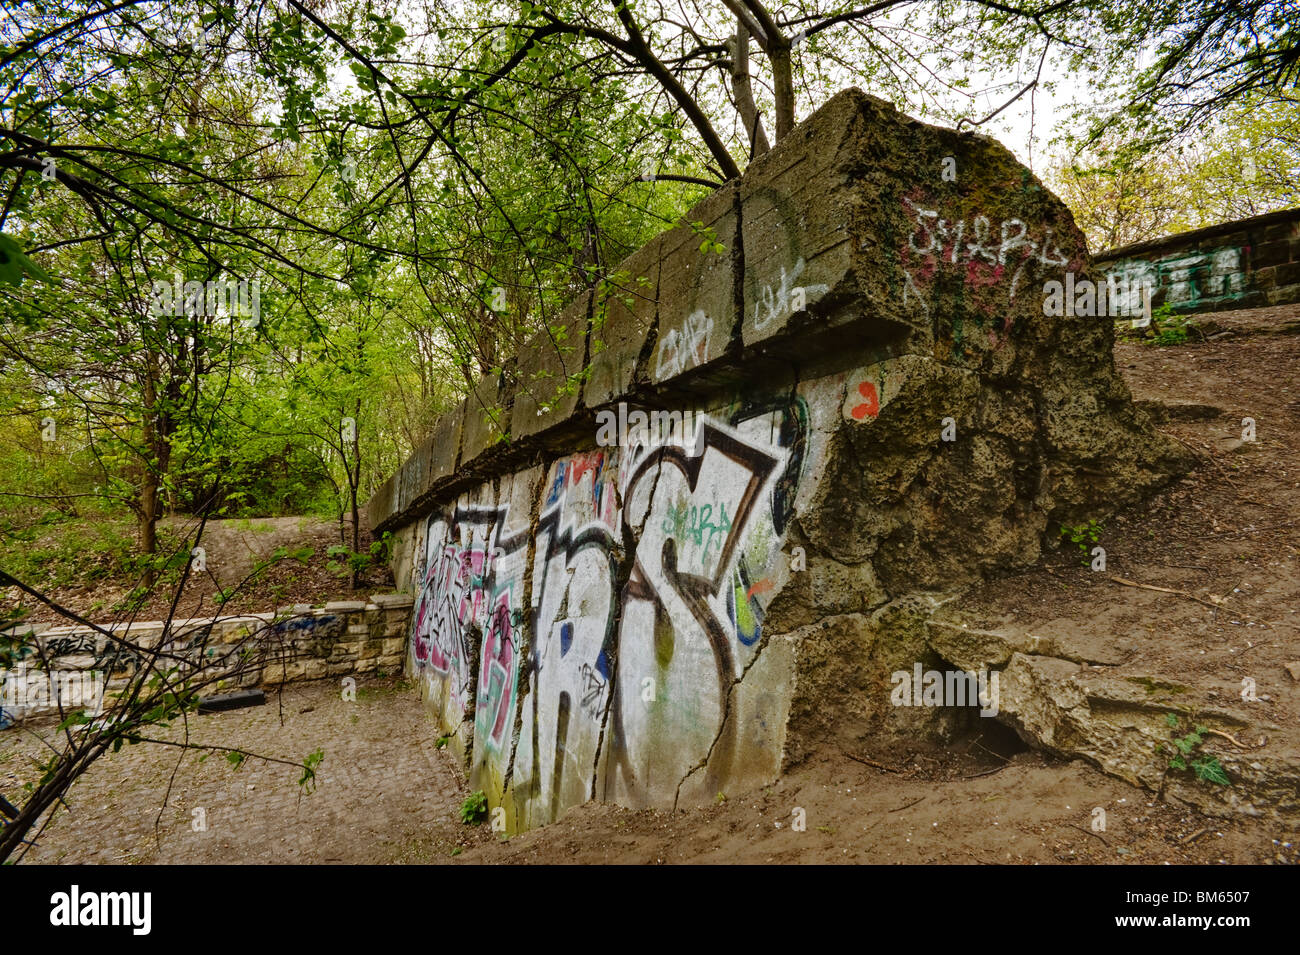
2, 305, 1299, 865
1, 676, 1293, 864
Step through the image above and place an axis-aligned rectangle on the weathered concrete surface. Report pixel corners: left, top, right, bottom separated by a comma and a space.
1096, 207, 1300, 315
370, 89, 1196, 833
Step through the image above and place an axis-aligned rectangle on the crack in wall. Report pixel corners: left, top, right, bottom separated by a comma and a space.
499, 467, 544, 831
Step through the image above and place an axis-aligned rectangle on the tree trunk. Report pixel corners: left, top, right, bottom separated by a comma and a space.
349, 398, 362, 591
769, 41, 795, 140
139, 349, 161, 587
731, 23, 770, 158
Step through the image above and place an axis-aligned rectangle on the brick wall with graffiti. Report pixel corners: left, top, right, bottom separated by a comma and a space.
0, 596, 412, 726
368, 89, 1192, 833
1095, 206, 1300, 314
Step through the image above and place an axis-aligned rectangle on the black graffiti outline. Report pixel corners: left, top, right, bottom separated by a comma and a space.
603, 421, 781, 802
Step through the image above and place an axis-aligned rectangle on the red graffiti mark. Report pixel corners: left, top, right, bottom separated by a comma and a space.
851, 381, 880, 420
567, 451, 604, 489
746, 578, 774, 599
964, 259, 1005, 290
900, 245, 938, 285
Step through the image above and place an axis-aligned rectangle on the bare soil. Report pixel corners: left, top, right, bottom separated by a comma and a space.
2, 677, 1293, 864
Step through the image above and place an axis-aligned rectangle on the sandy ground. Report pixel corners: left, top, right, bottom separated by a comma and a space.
2, 677, 1293, 864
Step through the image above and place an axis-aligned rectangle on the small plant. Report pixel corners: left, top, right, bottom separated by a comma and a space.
1149, 303, 1193, 346
324, 533, 390, 580
299, 748, 324, 794
1159, 713, 1230, 785
435, 734, 451, 749
1059, 519, 1103, 564
459, 790, 489, 825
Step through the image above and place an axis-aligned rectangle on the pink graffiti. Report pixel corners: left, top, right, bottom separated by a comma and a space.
478, 593, 516, 750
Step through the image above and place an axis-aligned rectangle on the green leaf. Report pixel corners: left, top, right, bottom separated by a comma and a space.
56, 709, 91, 732
0, 234, 49, 285
299, 748, 324, 792
1192, 755, 1230, 786
459, 790, 489, 825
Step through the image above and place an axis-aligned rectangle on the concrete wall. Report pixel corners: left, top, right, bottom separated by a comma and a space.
369, 89, 1191, 833
1095, 207, 1300, 314
0, 596, 412, 725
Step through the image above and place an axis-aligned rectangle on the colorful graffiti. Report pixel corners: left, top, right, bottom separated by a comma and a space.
406, 399, 811, 827
851, 381, 880, 420
409, 503, 525, 725
1103, 246, 1248, 311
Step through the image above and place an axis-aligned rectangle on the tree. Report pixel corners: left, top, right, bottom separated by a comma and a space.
1068, 0, 1300, 152
1050, 93, 1300, 251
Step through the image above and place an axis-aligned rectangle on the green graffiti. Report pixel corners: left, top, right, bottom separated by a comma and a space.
661, 500, 733, 563
1105, 245, 1248, 310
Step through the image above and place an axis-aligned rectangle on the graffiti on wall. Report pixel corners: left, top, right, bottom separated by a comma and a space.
406, 398, 811, 827
1103, 246, 1248, 310
900, 196, 1074, 328
410, 504, 523, 723
750, 258, 829, 331
655, 309, 714, 379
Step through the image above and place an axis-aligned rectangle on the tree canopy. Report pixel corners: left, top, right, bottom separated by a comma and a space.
0, 0, 1296, 575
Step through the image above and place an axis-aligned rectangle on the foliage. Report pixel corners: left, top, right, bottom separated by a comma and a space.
1150, 304, 1195, 346
1049, 97, 1300, 253
1066, 1, 1300, 155
299, 748, 325, 794
1059, 519, 1103, 563
459, 790, 489, 825
1046, 0, 1300, 254
0, 512, 137, 597
1159, 713, 1231, 786
325, 533, 391, 579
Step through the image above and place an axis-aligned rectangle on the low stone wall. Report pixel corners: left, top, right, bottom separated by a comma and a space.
1095, 207, 1300, 314
0, 595, 413, 725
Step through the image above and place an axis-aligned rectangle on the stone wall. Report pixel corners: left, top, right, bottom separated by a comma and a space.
1095, 207, 1300, 314
0, 595, 412, 725
368, 89, 1192, 833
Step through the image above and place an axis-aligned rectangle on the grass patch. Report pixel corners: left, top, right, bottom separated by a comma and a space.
0, 512, 137, 594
